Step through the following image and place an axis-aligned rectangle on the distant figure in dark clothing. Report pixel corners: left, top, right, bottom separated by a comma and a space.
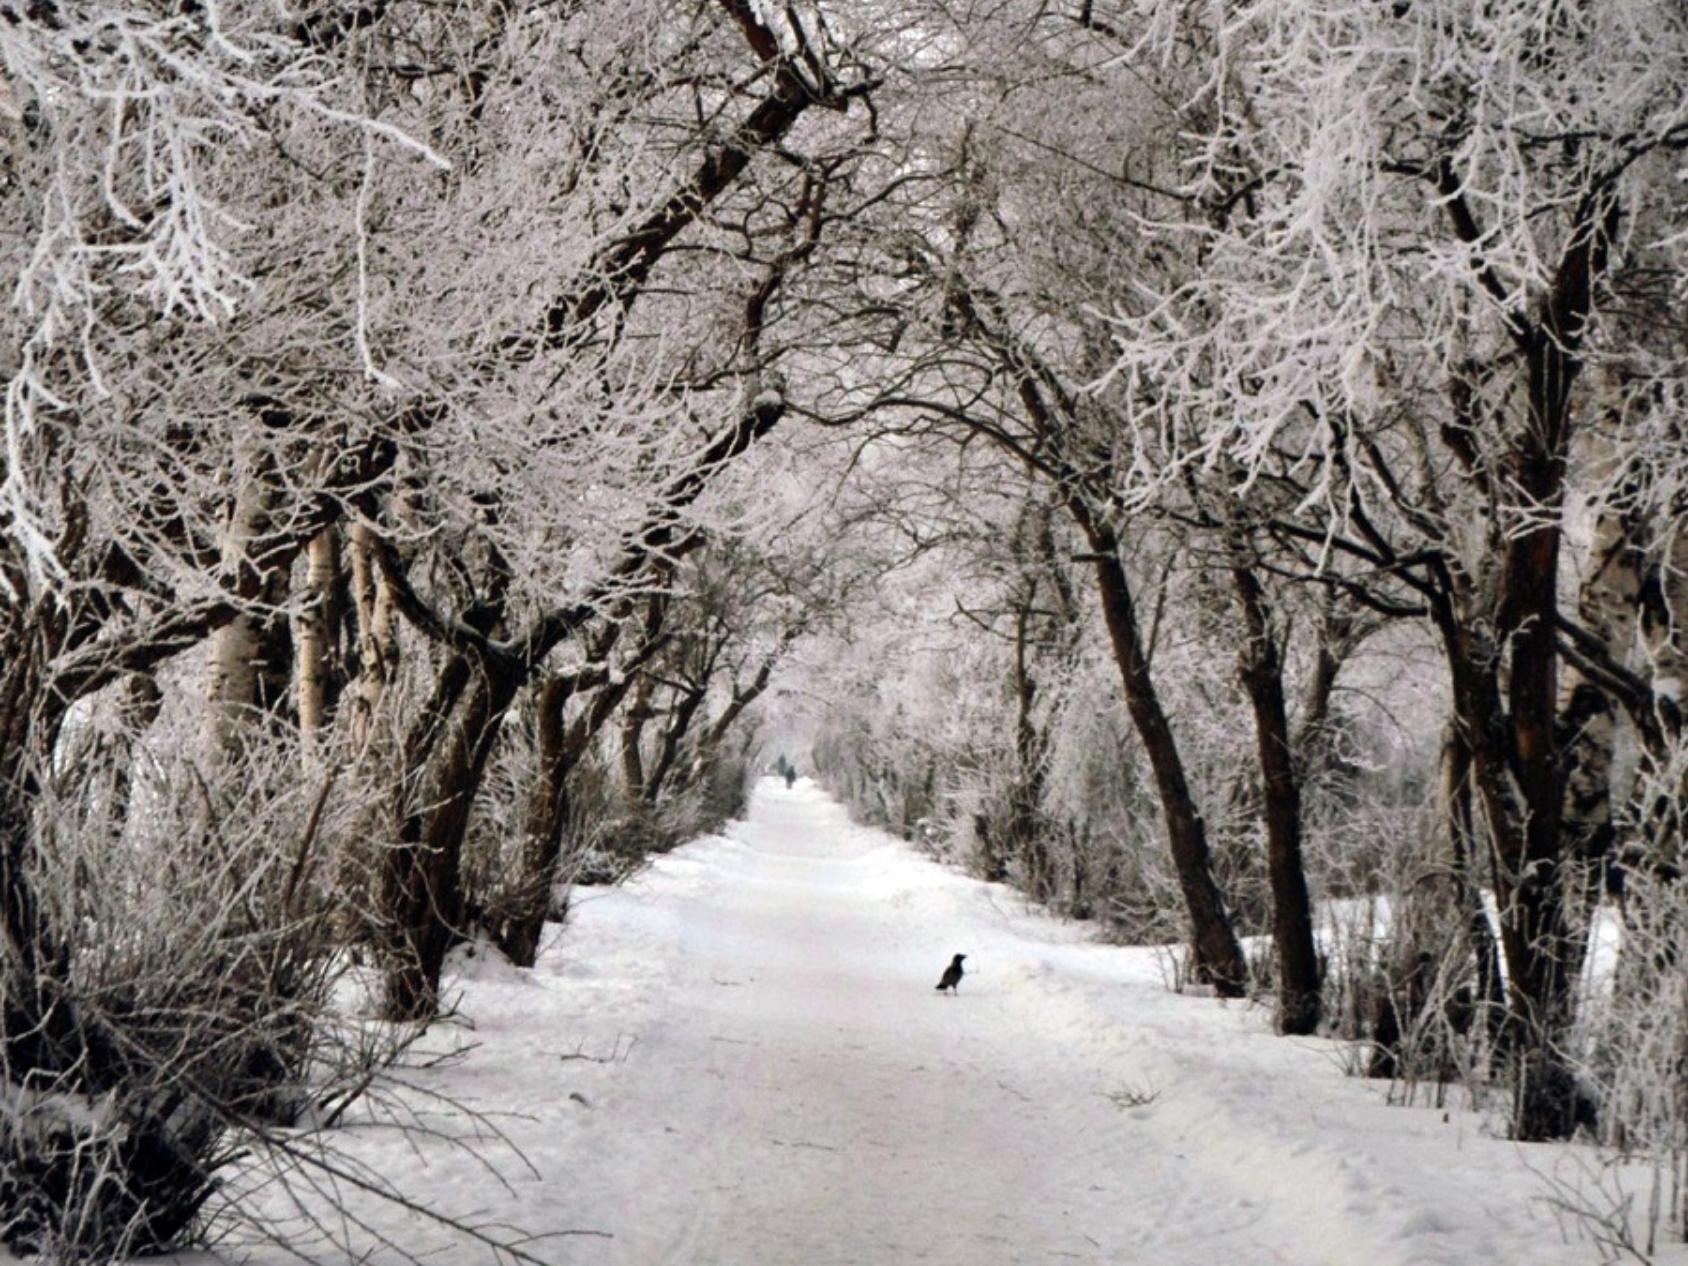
784, 767, 795, 788
935, 953, 966, 994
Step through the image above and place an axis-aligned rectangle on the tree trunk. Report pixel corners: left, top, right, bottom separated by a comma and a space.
1230, 562, 1321, 1034
1009, 590, 1053, 902
1635, 527, 1688, 872
381, 651, 521, 1020
494, 674, 575, 968
347, 523, 399, 751
620, 673, 654, 803
107, 673, 164, 834
492, 601, 669, 965
205, 570, 293, 755
1297, 594, 1364, 789
0, 641, 63, 1052
294, 526, 345, 741
494, 665, 653, 964
205, 448, 293, 758
1558, 495, 1644, 983
643, 686, 707, 804
1441, 723, 1505, 1023
1085, 527, 1247, 996
1640, 528, 1688, 703
1437, 594, 1583, 1141
688, 651, 782, 792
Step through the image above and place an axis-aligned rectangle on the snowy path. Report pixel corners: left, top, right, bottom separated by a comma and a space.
230, 780, 1626, 1265
584, 790, 1210, 1266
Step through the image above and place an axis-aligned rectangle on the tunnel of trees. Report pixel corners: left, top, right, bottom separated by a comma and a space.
1, 0, 1685, 1256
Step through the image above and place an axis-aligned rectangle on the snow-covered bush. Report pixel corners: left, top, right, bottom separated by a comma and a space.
0, 728, 400, 1259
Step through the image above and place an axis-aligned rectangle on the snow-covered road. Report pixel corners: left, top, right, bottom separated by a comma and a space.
230, 779, 1626, 1265
593, 785, 1208, 1266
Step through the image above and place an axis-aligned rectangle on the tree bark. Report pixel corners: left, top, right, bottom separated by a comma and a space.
494, 673, 576, 969
107, 673, 165, 834
1634, 526, 1688, 871
1640, 528, 1688, 702
0, 638, 65, 1048
1230, 561, 1321, 1034
1085, 525, 1247, 996
1009, 587, 1053, 901
1557, 492, 1644, 982
1296, 594, 1366, 790
643, 685, 707, 804
492, 600, 669, 965
693, 652, 781, 773
620, 672, 655, 803
206, 571, 293, 755
348, 522, 399, 752
1436, 591, 1584, 1140
1441, 722, 1505, 1023
294, 526, 346, 740
381, 649, 521, 1020
205, 446, 293, 758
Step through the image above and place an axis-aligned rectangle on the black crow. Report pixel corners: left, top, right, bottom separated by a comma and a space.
935, 953, 966, 994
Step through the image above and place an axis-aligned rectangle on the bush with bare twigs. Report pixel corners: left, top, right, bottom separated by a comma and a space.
0, 727, 549, 1262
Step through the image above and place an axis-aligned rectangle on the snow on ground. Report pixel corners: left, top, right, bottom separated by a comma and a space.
208, 778, 1668, 1265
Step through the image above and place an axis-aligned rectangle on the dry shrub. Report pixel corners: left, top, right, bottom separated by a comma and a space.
1573, 870, 1688, 1254
0, 729, 472, 1261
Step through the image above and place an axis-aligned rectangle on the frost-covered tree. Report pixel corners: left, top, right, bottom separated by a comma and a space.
0, 0, 876, 1248
778, 0, 1268, 996
0, 7, 446, 1254
1102, 0, 1688, 1137
297, 0, 879, 1019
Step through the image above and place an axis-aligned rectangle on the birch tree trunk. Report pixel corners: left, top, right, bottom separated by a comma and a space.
205, 443, 293, 758
348, 523, 399, 752
294, 526, 346, 742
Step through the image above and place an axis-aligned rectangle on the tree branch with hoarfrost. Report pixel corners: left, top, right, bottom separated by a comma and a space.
1099, 0, 1688, 1141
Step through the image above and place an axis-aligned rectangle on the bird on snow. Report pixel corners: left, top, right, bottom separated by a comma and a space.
935, 953, 966, 995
